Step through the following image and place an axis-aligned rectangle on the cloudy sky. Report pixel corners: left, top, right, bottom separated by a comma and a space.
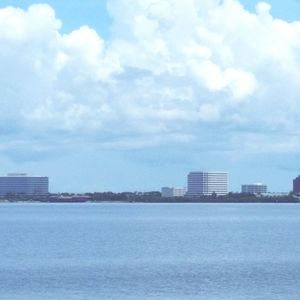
0, 0, 300, 193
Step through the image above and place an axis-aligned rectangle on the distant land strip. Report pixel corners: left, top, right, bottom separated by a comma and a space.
0, 192, 299, 203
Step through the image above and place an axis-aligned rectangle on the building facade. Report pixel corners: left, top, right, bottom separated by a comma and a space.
0, 173, 49, 196
293, 176, 300, 194
241, 183, 267, 194
187, 172, 228, 196
161, 187, 186, 197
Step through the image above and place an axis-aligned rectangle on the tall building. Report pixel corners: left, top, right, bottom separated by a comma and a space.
161, 187, 186, 197
293, 176, 300, 194
241, 183, 267, 194
0, 173, 49, 196
187, 172, 228, 196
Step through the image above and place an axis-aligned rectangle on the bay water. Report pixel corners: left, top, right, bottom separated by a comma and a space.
0, 203, 299, 299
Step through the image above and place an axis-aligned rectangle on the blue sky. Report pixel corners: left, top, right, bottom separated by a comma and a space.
2, 0, 300, 28
1, 1, 300, 38
0, 0, 300, 193
2, 0, 300, 34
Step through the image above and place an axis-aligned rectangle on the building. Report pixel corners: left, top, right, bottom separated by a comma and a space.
48, 195, 91, 202
241, 183, 267, 194
293, 176, 300, 194
161, 187, 186, 198
186, 171, 228, 196
0, 173, 49, 196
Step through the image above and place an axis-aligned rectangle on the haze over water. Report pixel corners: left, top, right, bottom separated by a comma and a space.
0, 203, 299, 300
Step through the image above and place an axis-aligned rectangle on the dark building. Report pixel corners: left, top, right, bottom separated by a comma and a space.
293, 176, 300, 194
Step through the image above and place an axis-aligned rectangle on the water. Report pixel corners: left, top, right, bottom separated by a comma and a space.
0, 203, 300, 300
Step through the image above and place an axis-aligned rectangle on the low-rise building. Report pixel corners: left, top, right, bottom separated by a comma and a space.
241, 183, 267, 194
161, 187, 186, 197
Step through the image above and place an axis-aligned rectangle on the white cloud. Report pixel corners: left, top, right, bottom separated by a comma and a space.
1, 1, 300, 156
198, 104, 220, 122
224, 68, 257, 99
256, 2, 272, 16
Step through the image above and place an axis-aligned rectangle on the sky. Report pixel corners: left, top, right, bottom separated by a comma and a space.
1, 0, 300, 193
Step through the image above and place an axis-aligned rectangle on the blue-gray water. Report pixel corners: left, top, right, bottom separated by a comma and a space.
0, 203, 300, 300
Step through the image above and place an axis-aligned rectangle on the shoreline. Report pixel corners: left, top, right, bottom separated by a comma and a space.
0, 199, 299, 204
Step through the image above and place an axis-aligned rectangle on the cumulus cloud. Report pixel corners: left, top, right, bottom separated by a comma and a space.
0, 0, 300, 157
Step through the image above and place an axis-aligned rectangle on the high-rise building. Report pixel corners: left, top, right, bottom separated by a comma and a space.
161, 187, 186, 197
241, 183, 267, 194
187, 172, 228, 196
0, 173, 49, 196
293, 176, 300, 194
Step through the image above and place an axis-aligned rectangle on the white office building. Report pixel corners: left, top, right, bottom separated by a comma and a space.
187, 171, 228, 196
0, 173, 49, 196
241, 183, 267, 194
161, 187, 186, 198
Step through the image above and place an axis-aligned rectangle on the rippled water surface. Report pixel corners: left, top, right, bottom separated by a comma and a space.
0, 203, 300, 299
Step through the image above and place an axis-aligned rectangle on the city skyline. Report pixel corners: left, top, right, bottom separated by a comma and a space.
1, 0, 300, 193
0, 170, 295, 195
